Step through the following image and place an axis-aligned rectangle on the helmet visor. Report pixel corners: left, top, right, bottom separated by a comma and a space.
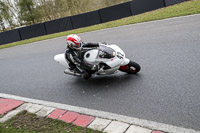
74, 42, 82, 48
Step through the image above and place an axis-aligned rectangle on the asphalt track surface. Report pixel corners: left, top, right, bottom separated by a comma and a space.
1, 14, 200, 130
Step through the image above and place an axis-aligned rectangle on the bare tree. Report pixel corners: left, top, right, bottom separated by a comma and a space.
0, 1, 15, 30
0, 0, 130, 30
37, 0, 55, 21
0, 15, 6, 31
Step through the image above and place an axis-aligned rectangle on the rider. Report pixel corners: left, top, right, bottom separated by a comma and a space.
65, 34, 100, 80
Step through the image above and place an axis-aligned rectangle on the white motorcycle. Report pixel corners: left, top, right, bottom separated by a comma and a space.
54, 43, 141, 78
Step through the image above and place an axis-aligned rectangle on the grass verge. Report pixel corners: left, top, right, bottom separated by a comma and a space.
0, 111, 102, 133
0, 0, 200, 50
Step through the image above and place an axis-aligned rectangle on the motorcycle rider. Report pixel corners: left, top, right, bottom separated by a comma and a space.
65, 34, 100, 80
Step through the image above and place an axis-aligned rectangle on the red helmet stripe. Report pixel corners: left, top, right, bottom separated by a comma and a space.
66, 34, 82, 50
67, 36, 81, 45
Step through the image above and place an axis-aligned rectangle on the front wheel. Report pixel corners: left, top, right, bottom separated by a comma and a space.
119, 61, 141, 74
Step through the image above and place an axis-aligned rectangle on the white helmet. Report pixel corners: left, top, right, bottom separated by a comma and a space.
66, 34, 82, 51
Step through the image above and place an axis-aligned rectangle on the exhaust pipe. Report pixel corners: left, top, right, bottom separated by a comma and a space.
64, 69, 81, 77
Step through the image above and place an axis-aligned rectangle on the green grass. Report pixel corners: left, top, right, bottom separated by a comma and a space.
0, 111, 102, 133
0, 0, 200, 50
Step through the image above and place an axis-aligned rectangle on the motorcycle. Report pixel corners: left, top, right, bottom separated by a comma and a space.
54, 43, 141, 78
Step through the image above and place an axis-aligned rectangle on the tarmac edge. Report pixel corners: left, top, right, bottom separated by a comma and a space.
0, 93, 199, 133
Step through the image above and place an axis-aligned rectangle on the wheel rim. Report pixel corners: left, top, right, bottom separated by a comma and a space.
130, 67, 137, 72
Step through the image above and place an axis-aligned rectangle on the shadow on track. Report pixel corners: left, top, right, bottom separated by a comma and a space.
71, 73, 142, 90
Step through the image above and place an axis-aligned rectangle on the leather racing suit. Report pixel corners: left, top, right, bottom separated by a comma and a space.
65, 42, 99, 80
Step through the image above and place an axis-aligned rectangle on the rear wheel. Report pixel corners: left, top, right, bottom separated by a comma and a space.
119, 61, 141, 74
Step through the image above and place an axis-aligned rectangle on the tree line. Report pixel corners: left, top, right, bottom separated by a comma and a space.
0, 0, 129, 32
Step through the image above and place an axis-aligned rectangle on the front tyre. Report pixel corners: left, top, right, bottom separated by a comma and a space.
119, 61, 141, 74
127, 61, 141, 74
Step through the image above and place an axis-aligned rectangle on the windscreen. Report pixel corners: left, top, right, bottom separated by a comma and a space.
98, 45, 116, 59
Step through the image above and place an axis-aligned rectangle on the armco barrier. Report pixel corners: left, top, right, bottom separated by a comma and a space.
19, 23, 46, 40
99, 2, 132, 23
0, 29, 21, 45
165, 0, 187, 6
44, 17, 72, 34
71, 11, 101, 29
130, 0, 164, 15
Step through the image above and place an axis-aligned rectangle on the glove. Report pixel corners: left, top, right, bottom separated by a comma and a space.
91, 65, 99, 71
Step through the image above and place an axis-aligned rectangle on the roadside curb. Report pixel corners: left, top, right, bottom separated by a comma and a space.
0, 93, 199, 133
